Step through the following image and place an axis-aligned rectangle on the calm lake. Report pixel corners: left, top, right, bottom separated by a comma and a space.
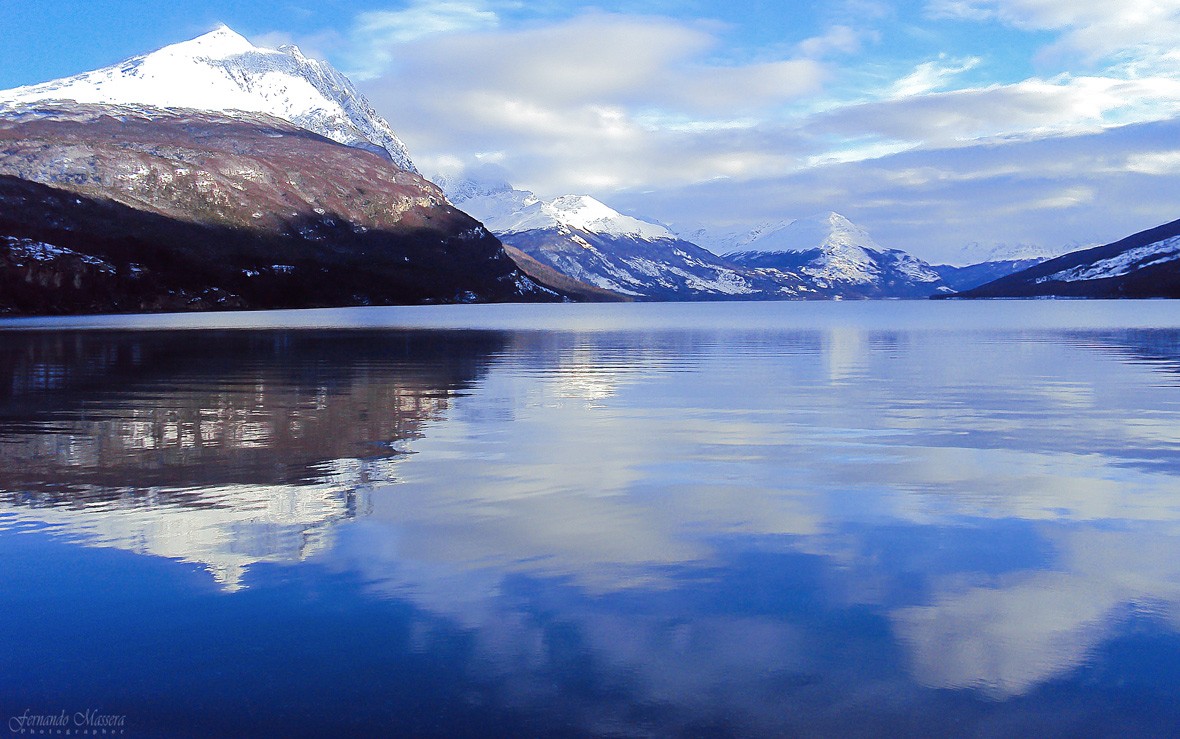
2, 300, 1180, 737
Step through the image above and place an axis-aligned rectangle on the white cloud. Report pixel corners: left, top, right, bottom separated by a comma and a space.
355, 13, 826, 194
798, 25, 865, 57
1022, 185, 1095, 211
924, 0, 997, 22
1125, 150, 1180, 175
264, 3, 1180, 260
926, 0, 1180, 63
373, 14, 825, 111
816, 73, 1180, 147
344, 1, 501, 79
889, 55, 980, 97
339, 5, 1180, 203
613, 118, 1180, 264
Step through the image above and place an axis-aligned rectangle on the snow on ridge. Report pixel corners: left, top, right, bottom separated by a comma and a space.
718, 212, 945, 289
0, 25, 416, 172
1047, 235, 1180, 282
543, 195, 674, 240
735, 212, 881, 285
743, 212, 881, 254
450, 186, 546, 234
952, 240, 1075, 267
156, 24, 259, 61
882, 250, 943, 283
674, 218, 812, 255
444, 180, 673, 240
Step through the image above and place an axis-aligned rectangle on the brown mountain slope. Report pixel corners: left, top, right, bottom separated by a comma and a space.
0, 103, 557, 314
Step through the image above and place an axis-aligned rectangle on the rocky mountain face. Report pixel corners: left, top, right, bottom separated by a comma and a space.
951, 218, 1180, 299
722, 212, 950, 299
444, 180, 812, 300
499, 227, 810, 301
499, 244, 633, 302
0, 104, 553, 314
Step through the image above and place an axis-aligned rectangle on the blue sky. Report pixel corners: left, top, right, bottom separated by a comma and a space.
4, 1, 1180, 261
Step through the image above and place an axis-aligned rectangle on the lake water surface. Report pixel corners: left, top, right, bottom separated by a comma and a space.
2, 301, 1180, 737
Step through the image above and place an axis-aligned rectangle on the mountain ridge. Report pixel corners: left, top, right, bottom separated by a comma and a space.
0, 28, 572, 315
445, 178, 1002, 299
441, 177, 811, 300
723, 212, 948, 298
949, 218, 1180, 299
0, 25, 417, 171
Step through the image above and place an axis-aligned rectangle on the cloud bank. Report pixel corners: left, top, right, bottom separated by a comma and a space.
274, 2, 1180, 261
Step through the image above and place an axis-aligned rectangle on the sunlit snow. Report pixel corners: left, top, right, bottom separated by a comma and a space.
1047, 235, 1180, 282
0, 25, 416, 172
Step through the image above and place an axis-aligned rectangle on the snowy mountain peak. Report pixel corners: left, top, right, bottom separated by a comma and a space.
432, 172, 517, 203
170, 25, 258, 59
762, 211, 881, 254
0, 26, 416, 172
443, 179, 674, 241
722, 211, 943, 291
542, 195, 675, 240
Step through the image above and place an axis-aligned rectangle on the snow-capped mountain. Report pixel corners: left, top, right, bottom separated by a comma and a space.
724, 212, 948, 298
0, 102, 554, 314
0, 25, 416, 171
953, 240, 1075, 266
439, 177, 674, 240
445, 179, 809, 300
447, 179, 955, 300
499, 194, 677, 241
954, 218, 1180, 299
674, 218, 810, 256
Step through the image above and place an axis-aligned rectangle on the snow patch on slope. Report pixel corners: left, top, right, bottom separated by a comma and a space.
1045, 235, 1180, 282
0, 25, 416, 172
3, 236, 115, 271
882, 250, 943, 283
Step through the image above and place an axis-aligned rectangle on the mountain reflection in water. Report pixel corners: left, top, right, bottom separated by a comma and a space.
0, 330, 502, 589
2, 305, 1180, 737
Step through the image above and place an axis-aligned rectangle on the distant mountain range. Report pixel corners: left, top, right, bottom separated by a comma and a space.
443, 179, 813, 300
0, 28, 559, 314
721, 212, 948, 299
950, 218, 1180, 299
446, 179, 1037, 300
932, 259, 1047, 293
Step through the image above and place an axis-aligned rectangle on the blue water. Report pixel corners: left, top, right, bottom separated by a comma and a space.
2, 301, 1180, 737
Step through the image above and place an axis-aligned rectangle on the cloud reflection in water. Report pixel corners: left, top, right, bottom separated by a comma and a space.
2, 311, 1180, 733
